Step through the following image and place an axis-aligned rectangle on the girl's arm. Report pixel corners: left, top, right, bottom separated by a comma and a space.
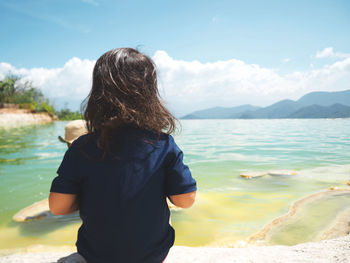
168, 190, 196, 208
49, 192, 79, 215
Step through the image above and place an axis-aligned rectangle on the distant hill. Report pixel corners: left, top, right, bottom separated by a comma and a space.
287, 103, 350, 118
240, 100, 302, 119
181, 105, 261, 119
180, 89, 350, 119
297, 90, 350, 107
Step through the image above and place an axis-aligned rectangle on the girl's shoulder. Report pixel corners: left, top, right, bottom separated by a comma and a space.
70, 133, 95, 149
68, 133, 101, 158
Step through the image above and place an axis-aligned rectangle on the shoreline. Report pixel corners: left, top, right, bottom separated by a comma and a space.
1, 119, 350, 262
0, 109, 56, 129
248, 188, 350, 245
2, 188, 350, 259
0, 234, 349, 262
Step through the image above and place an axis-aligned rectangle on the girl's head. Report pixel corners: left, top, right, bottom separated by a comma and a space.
82, 48, 176, 139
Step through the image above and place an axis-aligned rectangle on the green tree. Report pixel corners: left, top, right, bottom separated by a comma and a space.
55, 106, 82, 120
0, 75, 20, 103
0, 75, 55, 116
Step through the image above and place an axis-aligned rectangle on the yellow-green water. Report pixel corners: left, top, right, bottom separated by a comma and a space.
264, 191, 350, 245
0, 119, 350, 250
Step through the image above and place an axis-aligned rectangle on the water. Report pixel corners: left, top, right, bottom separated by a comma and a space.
264, 191, 350, 245
0, 119, 350, 250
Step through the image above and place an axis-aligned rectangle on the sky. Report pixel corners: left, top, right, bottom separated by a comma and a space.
0, 0, 350, 116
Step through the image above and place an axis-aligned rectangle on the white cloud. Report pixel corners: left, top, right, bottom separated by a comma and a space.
0, 57, 95, 100
1, 51, 350, 116
153, 51, 350, 115
316, 47, 350, 59
283, 58, 291, 63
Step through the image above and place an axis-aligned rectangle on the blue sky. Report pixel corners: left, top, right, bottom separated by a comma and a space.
1, 0, 350, 115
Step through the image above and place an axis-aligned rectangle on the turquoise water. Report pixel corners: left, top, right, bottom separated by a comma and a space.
0, 119, 350, 250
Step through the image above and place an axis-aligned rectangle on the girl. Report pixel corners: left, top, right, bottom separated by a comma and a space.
49, 48, 197, 263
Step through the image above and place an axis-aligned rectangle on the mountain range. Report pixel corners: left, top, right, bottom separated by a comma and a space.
181, 89, 350, 119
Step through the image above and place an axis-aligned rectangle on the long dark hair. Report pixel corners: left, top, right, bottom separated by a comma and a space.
81, 48, 177, 157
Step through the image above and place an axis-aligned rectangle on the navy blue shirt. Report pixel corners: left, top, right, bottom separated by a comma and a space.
50, 127, 196, 263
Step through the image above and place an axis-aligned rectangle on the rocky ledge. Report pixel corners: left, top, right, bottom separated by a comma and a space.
0, 109, 56, 129
0, 235, 349, 263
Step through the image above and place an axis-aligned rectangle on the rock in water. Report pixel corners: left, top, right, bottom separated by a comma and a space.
267, 170, 297, 176
240, 171, 268, 179
13, 198, 51, 222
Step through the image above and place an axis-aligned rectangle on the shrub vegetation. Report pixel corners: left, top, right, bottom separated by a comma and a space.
0, 75, 82, 120
55, 107, 82, 120
0, 75, 55, 116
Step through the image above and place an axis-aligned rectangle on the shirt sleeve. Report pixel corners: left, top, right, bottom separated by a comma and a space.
50, 144, 82, 194
164, 135, 197, 196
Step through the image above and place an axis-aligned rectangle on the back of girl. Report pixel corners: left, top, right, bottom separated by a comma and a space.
49, 48, 197, 263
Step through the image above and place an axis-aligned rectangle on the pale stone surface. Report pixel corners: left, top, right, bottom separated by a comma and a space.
248, 189, 350, 245
240, 171, 268, 179
0, 113, 54, 128
0, 235, 349, 263
166, 235, 350, 263
12, 199, 50, 222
